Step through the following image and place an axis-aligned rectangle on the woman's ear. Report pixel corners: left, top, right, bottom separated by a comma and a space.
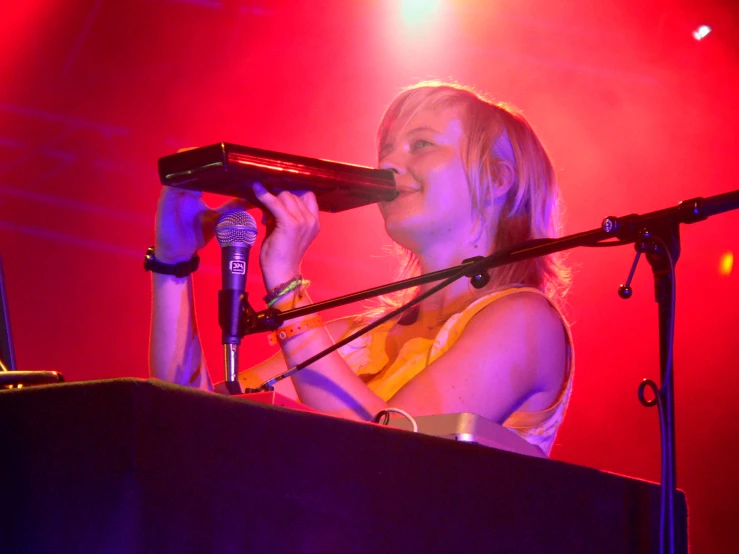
480, 160, 515, 220
492, 161, 516, 200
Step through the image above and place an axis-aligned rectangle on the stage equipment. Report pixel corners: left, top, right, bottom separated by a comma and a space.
233, 189, 738, 554
385, 412, 547, 458
242, 391, 544, 458
0, 254, 64, 387
0, 255, 17, 371
0, 378, 688, 553
158, 143, 398, 212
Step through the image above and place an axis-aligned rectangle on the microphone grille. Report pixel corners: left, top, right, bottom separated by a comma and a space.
215, 209, 258, 247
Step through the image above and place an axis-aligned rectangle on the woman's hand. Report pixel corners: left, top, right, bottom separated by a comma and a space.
155, 186, 251, 263
252, 183, 320, 290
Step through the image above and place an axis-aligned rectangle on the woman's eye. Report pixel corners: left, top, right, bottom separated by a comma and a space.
411, 139, 433, 151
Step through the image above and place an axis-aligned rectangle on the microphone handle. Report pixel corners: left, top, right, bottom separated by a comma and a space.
219, 288, 246, 394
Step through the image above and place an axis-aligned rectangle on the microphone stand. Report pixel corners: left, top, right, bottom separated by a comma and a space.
237, 190, 739, 554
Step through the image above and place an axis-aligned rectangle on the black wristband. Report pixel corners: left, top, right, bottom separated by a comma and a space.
144, 247, 200, 278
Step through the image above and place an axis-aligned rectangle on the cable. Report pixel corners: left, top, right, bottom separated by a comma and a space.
373, 410, 391, 426
374, 408, 419, 432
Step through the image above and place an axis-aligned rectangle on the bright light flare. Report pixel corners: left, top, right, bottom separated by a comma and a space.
719, 252, 733, 276
693, 25, 712, 41
401, 0, 441, 24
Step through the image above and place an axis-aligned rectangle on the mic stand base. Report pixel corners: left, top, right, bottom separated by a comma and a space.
224, 379, 242, 395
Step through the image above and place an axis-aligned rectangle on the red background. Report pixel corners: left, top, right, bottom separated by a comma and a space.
1, 1, 738, 550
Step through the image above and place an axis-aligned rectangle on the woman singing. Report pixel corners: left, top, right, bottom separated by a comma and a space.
149, 82, 572, 456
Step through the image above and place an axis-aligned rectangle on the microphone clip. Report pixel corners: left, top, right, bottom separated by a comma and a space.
219, 290, 253, 344
241, 305, 283, 336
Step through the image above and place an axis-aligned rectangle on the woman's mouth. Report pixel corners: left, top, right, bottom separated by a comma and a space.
391, 186, 420, 200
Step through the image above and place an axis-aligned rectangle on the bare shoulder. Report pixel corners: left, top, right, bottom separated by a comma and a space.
471, 290, 563, 330
464, 291, 567, 390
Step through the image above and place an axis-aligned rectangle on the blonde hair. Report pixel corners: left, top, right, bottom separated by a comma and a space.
373, 81, 569, 315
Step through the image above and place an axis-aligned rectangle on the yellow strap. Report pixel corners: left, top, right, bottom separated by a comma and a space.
267, 314, 324, 346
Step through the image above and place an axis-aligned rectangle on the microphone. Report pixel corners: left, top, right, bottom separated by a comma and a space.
158, 143, 398, 213
215, 209, 258, 395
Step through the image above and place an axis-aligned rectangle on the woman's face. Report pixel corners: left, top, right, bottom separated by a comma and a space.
378, 105, 478, 252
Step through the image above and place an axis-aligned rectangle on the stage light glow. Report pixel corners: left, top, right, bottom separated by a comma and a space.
693, 25, 711, 41
719, 252, 733, 276
401, 0, 441, 23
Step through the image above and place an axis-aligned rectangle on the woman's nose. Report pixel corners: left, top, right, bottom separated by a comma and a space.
379, 153, 405, 175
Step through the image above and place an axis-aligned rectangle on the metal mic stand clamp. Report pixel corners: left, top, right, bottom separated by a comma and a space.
462, 256, 492, 289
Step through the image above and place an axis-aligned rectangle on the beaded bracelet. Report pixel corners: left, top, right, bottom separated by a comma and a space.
264, 275, 310, 307
267, 314, 324, 346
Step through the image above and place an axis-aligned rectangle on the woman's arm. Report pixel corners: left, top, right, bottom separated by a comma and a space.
147, 181, 354, 397
148, 185, 247, 390
150, 271, 212, 390
252, 185, 391, 419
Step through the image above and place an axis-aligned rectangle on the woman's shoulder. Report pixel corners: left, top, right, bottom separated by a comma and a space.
465, 288, 569, 388
433, 287, 568, 386
450, 286, 563, 329
463, 287, 566, 345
